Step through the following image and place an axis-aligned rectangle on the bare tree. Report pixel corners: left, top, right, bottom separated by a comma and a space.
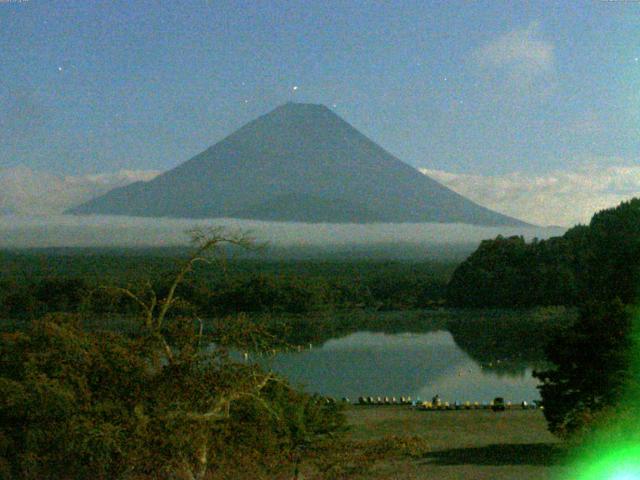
102, 227, 284, 479
101, 227, 257, 362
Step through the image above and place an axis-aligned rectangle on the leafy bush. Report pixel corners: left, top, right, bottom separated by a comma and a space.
0, 230, 345, 479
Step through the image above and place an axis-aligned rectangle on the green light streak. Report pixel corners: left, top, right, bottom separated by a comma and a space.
573, 444, 640, 480
564, 307, 640, 480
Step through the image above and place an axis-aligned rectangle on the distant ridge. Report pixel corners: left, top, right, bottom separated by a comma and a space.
69, 103, 529, 226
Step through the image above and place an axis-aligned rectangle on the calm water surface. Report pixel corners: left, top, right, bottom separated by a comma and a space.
256, 331, 541, 404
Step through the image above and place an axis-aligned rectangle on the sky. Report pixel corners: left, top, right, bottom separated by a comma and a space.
1, 1, 639, 225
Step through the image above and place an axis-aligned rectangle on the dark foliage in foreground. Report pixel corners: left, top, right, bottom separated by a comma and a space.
0, 230, 346, 479
0, 315, 344, 479
533, 300, 633, 437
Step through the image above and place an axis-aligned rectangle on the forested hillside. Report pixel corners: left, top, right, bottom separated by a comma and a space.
0, 257, 454, 320
447, 198, 640, 307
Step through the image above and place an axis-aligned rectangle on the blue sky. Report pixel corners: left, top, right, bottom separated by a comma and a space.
1, 0, 639, 177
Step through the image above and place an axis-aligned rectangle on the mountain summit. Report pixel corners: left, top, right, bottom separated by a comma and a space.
69, 103, 527, 225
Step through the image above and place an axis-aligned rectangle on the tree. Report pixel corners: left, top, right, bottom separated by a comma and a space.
446, 198, 640, 309
581, 198, 640, 304
533, 300, 633, 437
0, 227, 344, 479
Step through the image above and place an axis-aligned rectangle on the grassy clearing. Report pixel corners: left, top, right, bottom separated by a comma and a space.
300, 406, 570, 479
346, 406, 555, 445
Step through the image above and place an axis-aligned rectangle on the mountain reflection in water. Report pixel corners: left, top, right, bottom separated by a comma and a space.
256, 331, 542, 403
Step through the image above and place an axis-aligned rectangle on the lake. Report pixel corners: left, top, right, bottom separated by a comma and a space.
254, 330, 542, 404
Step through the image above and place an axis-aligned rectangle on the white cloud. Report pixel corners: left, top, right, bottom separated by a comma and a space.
0, 166, 161, 215
421, 163, 640, 227
472, 22, 556, 100
474, 22, 554, 72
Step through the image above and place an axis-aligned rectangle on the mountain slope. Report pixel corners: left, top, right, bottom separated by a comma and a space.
68, 103, 528, 226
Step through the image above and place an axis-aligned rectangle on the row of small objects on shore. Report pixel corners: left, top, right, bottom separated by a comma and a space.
349, 396, 542, 410
312, 397, 542, 412
414, 399, 541, 411
356, 396, 416, 405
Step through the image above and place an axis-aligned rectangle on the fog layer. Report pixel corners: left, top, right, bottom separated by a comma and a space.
0, 215, 565, 251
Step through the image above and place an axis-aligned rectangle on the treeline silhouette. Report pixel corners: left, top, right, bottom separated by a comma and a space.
0, 259, 453, 320
447, 198, 640, 307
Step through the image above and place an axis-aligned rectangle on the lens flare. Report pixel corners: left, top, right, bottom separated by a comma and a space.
611, 472, 639, 480
572, 444, 640, 480
566, 307, 640, 480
